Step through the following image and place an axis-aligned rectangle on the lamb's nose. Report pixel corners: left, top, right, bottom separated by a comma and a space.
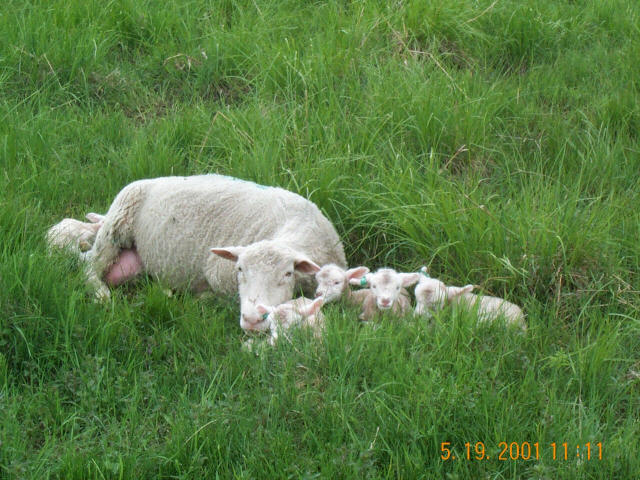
315, 291, 323, 298
381, 298, 391, 307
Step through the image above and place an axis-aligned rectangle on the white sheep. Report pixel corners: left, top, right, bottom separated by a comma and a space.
46, 213, 105, 255
414, 267, 526, 329
349, 268, 420, 321
255, 296, 325, 345
83, 175, 346, 331
314, 263, 370, 304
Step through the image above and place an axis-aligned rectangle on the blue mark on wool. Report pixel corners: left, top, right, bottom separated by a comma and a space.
215, 174, 270, 190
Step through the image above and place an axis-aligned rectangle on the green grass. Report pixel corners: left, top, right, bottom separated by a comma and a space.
1, 0, 639, 477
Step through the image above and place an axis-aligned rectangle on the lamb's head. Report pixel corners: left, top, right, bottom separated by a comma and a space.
211, 241, 321, 332
256, 297, 324, 333
46, 213, 105, 254
414, 267, 474, 316
314, 264, 369, 302
352, 268, 419, 310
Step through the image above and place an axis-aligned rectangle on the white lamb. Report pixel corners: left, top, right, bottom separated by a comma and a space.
255, 296, 325, 345
314, 263, 370, 304
46, 213, 105, 255
83, 175, 346, 331
414, 267, 526, 329
349, 268, 420, 321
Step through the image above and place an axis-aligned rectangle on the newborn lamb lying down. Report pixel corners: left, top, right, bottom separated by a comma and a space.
46, 213, 105, 255
47, 213, 143, 287
255, 297, 325, 346
314, 263, 370, 304
414, 267, 526, 330
350, 268, 420, 321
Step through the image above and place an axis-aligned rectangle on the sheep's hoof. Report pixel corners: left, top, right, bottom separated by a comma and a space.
93, 285, 111, 302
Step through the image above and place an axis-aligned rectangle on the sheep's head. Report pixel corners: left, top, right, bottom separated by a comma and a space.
352, 268, 419, 310
211, 241, 320, 332
414, 268, 474, 316
315, 264, 369, 302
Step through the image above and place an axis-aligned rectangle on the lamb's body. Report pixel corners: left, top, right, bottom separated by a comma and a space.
453, 293, 525, 328
47, 216, 103, 255
414, 268, 525, 330
85, 175, 346, 327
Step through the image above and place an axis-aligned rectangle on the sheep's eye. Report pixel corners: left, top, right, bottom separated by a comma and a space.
237, 266, 242, 272
284, 271, 293, 277
396, 286, 400, 291
334, 280, 341, 285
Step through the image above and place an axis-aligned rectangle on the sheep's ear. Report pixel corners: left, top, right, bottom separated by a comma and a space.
299, 297, 324, 317
293, 256, 321, 274
349, 273, 369, 286
256, 304, 273, 316
446, 284, 474, 299
345, 266, 369, 281
400, 272, 420, 287
210, 246, 244, 262
85, 213, 105, 224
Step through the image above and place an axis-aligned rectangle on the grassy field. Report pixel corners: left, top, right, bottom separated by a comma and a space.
1, 0, 639, 477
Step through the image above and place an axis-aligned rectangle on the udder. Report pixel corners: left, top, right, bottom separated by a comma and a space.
104, 248, 143, 286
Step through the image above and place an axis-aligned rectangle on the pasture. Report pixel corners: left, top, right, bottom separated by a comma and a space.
0, 0, 638, 478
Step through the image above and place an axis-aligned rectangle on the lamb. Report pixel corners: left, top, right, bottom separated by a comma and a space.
255, 296, 325, 345
47, 213, 143, 287
414, 267, 526, 329
83, 175, 346, 331
314, 263, 370, 304
349, 268, 420, 321
46, 213, 105, 255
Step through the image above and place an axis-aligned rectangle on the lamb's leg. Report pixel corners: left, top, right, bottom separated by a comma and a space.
359, 294, 377, 321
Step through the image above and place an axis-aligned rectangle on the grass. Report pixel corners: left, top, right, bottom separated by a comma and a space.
1, 0, 639, 477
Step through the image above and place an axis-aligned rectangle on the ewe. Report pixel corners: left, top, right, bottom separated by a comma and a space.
82, 175, 346, 331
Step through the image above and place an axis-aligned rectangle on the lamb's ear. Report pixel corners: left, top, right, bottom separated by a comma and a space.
299, 297, 324, 317
85, 213, 105, 224
210, 246, 244, 262
349, 273, 369, 286
446, 284, 474, 299
345, 266, 369, 281
256, 304, 273, 316
293, 256, 321, 274
400, 272, 420, 287
79, 240, 92, 252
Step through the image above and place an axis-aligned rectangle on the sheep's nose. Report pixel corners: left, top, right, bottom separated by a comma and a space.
315, 291, 323, 298
381, 298, 391, 307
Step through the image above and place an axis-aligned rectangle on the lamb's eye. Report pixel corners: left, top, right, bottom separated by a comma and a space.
284, 271, 293, 277
334, 281, 341, 285
237, 266, 243, 273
